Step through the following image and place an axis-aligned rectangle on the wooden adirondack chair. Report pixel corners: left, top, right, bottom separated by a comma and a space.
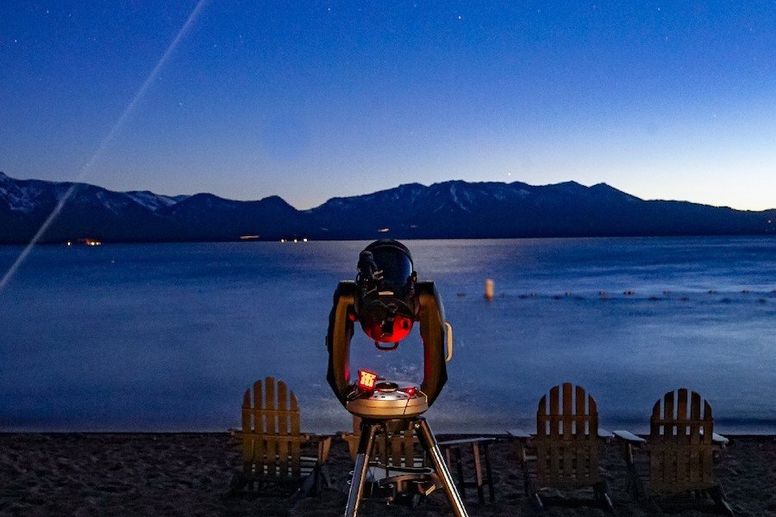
342, 416, 425, 468
341, 416, 432, 504
517, 383, 613, 511
232, 376, 332, 496
613, 388, 733, 515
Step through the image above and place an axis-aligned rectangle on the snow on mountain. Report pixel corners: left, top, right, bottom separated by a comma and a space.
0, 172, 188, 215
0, 172, 47, 213
125, 191, 184, 211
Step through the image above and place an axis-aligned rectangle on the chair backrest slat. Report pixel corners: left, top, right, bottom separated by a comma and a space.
241, 388, 253, 465
252, 380, 265, 476
290, 392, 301, 478
264, 377, 278, 478
561, 383, 573, 480
548, 386, 561, 482
276, 380, 289, 478
575, 385, 586, 437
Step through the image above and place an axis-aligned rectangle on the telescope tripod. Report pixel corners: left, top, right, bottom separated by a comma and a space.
344, 416, 469, 517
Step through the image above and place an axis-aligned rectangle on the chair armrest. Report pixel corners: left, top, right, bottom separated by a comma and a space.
612, 430, 646, 444
695, 428, 729, 446
712, 433, 729, 446
301, 433, 333, 463
612, 430, 646, 469
506, 428, 532, 439
340, 432, 359, 459
506, 429, 534, 465
317, 436, 332, 463
438, 437, 497, 447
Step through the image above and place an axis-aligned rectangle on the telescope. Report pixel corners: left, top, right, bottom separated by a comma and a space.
326, 239, 467, 517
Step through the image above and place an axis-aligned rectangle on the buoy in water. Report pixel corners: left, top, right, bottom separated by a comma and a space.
484, 279, 494, 301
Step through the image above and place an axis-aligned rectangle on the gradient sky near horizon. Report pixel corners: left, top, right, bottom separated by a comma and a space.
1, 2, 775, 210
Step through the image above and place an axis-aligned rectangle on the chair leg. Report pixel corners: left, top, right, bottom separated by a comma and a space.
313, 464, 323, 495
709, 486, 734, 516
454, 448, 465, 499
320, 466, 332, 490
532, 492, 544, 512
226, 470, 247, 496
472, 443, 484, 504
312, 465, 322, 496
526, 480, 544, 511
294, 468, 318, 499
623, 457, 642, 501
594, 481, 615, 513
483, 443, 495, 502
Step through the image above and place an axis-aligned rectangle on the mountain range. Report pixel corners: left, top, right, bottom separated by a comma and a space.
1, 171, 774, 243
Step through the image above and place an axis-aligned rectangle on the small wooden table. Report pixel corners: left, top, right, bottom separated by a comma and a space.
438, 437, 496, 504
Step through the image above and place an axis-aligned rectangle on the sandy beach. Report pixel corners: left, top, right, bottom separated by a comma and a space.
1, 433, 774, 516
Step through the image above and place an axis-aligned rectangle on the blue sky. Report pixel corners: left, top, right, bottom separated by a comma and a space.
1, 1, 775, 209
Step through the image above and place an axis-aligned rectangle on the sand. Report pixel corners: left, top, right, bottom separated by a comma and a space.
1, 433, 775, 516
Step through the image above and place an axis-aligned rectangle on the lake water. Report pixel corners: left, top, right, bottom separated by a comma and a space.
1, 237, 775, 434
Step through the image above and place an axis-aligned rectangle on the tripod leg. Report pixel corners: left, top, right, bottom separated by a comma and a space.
344, 421, 378, 517
415, 418, 469, 517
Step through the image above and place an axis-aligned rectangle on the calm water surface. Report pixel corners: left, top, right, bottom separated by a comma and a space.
1, 237, 775, 433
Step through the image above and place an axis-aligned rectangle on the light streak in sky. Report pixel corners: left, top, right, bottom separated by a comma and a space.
0, 0, 209, 294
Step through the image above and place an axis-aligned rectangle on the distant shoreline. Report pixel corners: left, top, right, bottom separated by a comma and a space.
1, 232, 776, 246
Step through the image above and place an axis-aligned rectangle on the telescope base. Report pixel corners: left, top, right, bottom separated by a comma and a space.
346, 391, 429, 419
344, 417, 468, 517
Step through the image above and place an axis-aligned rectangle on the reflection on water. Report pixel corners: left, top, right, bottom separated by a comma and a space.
0, 236, 775, 433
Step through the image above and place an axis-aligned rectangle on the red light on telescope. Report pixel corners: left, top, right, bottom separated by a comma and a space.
357, 369, 378, 393
402, 386, 416, 397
